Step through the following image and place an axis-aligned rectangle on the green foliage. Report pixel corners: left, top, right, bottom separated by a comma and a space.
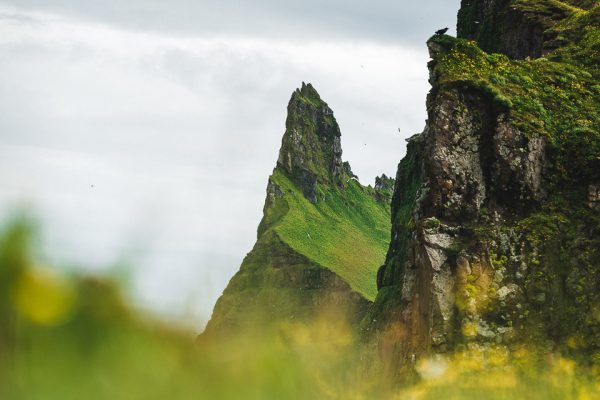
5, 217, 598, 399
546, 4, 600, 75
513, 0, 579, 20
518, 211, 569, 246
424, 217, 441, 230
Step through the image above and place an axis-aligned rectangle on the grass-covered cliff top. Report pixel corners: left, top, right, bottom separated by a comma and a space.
261, 169, 391, 300
547, 3, 600, 73
458, 0, 598, 59
429, 3, 600, 186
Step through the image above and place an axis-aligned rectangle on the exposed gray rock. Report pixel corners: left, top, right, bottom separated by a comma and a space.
588, 184, 600, 210
493, 115, 546, 205
497, 284, 518, 301
276, 82, 346, 203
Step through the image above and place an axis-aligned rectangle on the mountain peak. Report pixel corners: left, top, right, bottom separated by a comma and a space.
276, 83, 344, 203
291, 82, 323, 104
202, 85, 392, 338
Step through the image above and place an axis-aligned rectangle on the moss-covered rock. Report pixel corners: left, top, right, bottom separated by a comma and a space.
203, 84, 391, 337
366, 0, 600, 379
457, 0, 594, 59
373, 174, 396, 204
276, 82, 346, 203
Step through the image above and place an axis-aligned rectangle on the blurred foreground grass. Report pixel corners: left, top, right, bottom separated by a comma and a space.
1, 216, 600, 399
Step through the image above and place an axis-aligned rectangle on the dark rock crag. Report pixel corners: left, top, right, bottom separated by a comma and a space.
365, 0, 600, 379
277, 83, 345, 204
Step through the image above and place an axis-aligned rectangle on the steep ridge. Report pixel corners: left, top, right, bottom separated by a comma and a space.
203, 83, 392, 336
365, 0, 600, 378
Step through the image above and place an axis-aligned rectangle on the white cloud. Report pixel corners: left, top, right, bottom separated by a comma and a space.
0, 5, 431, 329
0, 0, 460, 44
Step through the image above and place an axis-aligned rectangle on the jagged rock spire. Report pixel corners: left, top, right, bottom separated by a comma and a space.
202, 84, 391, 338
276, 83, 344, 203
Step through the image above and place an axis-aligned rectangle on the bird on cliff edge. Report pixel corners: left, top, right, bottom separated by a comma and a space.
435, 27, 449, 35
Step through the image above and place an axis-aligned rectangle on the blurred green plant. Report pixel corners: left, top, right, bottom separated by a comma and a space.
0, 216, 599, 399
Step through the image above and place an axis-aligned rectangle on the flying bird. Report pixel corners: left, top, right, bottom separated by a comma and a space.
435, 27, 449, 35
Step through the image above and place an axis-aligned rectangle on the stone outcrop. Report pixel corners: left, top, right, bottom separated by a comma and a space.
365, 0, 600, 379
366, 68, 547, 373
277, 83, 344, 203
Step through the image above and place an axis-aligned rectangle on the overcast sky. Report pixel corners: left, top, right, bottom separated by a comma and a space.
0, 0, 459, 331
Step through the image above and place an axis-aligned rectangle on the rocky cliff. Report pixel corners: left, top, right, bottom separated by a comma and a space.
365, 0, 600, 378
457, 0, 598, 59
203, 83, 392, 336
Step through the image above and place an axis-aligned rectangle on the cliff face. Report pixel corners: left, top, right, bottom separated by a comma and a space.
366, 0, 600, 377
457, 0, 597, 59
203, 84, 392, 336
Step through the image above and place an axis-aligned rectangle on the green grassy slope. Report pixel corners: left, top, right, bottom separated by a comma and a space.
203, 170, 391, 335
267, 170, 390, 301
